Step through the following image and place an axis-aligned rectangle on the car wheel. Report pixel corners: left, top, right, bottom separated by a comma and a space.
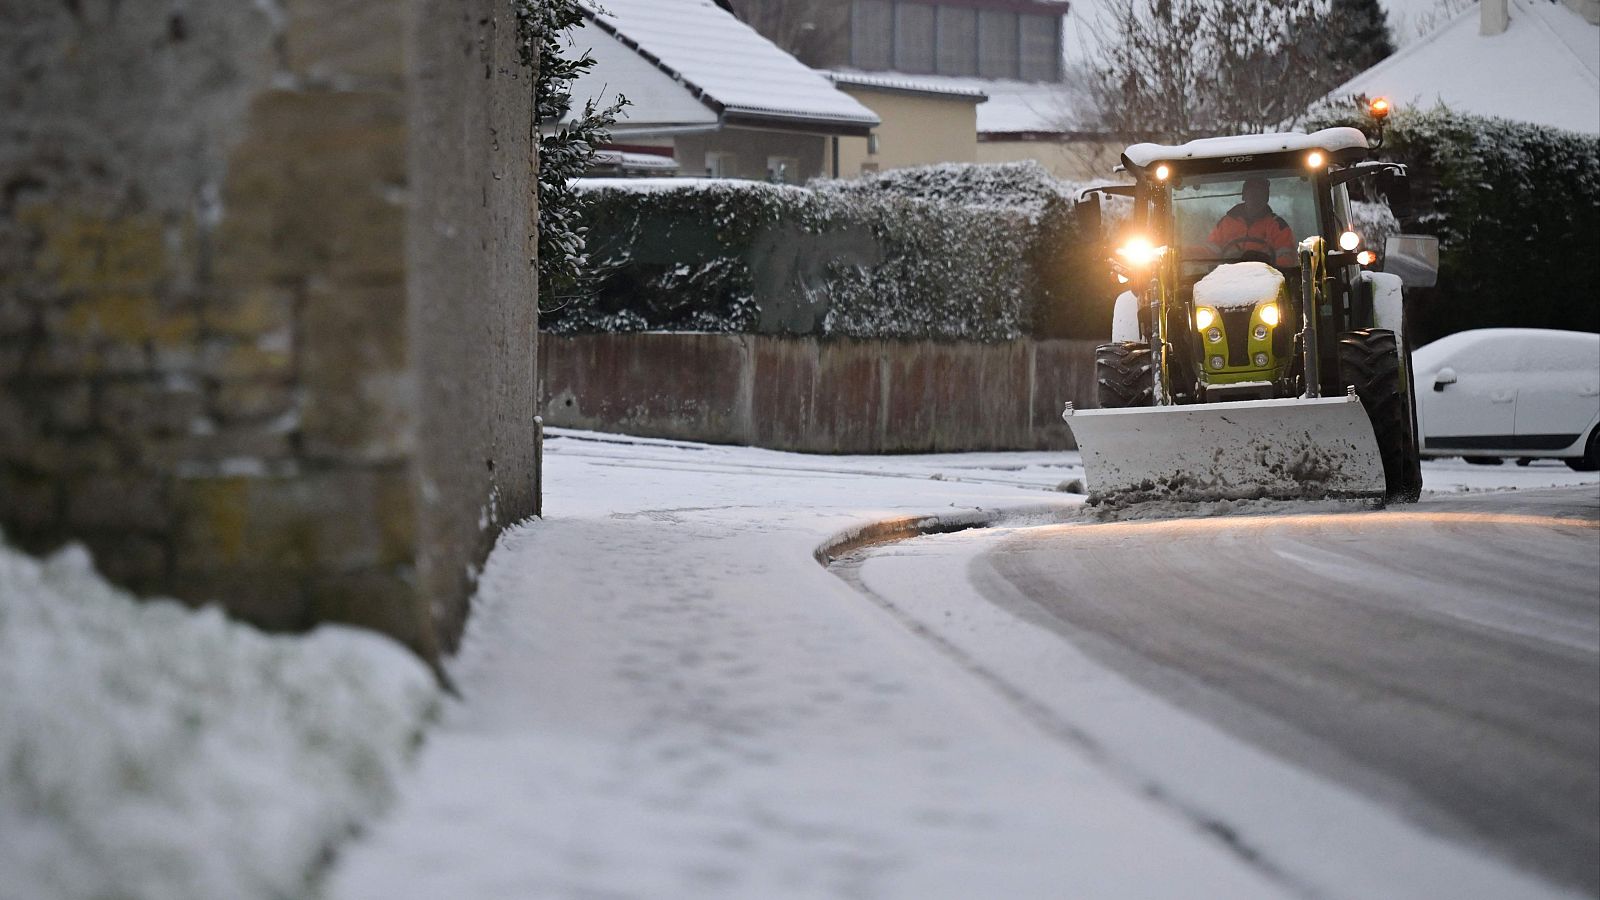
1566, 429, 1599, 472
1464, 456, 1504, 466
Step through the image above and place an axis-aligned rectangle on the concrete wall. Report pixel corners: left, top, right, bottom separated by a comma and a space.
835, 88, 979, 176
0, 0, 537, 664
539, 334, 1098, 453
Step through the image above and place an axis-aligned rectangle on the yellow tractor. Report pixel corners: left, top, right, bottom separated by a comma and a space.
1067, 103, 1438, 503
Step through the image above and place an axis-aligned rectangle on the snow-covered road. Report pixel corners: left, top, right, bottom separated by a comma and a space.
848, 486, 1598, 898
328, 432, 1599, 899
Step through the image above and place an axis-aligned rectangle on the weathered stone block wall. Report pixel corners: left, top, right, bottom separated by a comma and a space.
539, 334, 1097, 453
0, 0, 537, 664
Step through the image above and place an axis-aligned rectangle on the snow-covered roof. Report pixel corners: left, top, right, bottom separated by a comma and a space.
580, 0, 879, 133
1124, 128, 1370, 168
826, 71, 989, 103
1328, 0, 1600, 134
828, 70, 1077, 134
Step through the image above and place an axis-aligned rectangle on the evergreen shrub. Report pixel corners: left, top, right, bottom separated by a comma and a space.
545, 163, 1117, 341
1315, 106, 1600, 340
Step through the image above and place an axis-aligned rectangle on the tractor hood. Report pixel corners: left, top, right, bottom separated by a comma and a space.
1194, 262, 1285, 311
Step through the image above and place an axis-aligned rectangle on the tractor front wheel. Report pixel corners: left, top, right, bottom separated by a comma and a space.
1338, 329, 1422, 503
1095, 342, 1154, 409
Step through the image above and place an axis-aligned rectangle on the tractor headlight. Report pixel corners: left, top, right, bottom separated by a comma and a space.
1259, 304, 1280, 327
1195, 307, 1216, 330
1115, 235, 1165, 268
1254, 352, 1269, 367
1210, 355, 1225, 370
1207, 327, 1222, 343
1253, 324, 1267, 340
1339, 230, 1361, 251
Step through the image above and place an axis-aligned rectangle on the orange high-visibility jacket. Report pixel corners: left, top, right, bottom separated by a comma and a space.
1207, 204, 1297, 266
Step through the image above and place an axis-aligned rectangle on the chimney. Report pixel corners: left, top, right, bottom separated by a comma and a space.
1481, 0, 1510, 35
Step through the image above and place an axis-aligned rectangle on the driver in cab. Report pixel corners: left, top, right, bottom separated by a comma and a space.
1208, 176, 1297, 268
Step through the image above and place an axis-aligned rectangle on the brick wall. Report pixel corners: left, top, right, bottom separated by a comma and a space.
0, 0, 538, 665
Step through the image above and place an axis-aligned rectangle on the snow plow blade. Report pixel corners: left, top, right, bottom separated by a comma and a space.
1064, 394, 1387, 502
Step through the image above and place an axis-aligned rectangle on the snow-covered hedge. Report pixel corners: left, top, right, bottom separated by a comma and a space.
1316, 107, 1600, 340
548, 163, 1114, 341
0, 538, 439, 900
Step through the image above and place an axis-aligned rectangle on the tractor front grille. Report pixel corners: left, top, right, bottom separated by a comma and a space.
1221, 308, 1253, 366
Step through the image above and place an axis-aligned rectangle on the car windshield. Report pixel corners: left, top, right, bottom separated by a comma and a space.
1172, 170, 1319, 275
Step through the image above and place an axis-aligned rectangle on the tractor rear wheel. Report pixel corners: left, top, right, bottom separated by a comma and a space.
1095, 342, 1154, 408
1338, 329, 1421, 503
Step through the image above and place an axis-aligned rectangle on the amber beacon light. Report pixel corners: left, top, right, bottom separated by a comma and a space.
1369, 97, 1391, 120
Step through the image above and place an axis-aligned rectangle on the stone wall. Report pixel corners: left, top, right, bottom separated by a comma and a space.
0, 0, 538, 665
539, 333, 1098, 453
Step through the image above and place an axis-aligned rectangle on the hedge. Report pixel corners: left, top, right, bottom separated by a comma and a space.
545, 163, 1117, 341
1312, 106, 1600, 341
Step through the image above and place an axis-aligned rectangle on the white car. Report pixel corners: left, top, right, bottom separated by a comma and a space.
1413, 328, 1600, 471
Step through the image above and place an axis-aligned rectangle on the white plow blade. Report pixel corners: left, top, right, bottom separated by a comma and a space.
1065, 395, 1386, 501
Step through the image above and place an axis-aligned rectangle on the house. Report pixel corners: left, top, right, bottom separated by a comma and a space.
825, 71, 987, 174
1329, 0, 1599, 134
724, 0, 1118, 180
561, 0, 880, 181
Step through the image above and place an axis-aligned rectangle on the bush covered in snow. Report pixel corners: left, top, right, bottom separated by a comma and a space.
546, 164, 1117, 341
1314, 107, 1600, 341
0, 538, 438, 900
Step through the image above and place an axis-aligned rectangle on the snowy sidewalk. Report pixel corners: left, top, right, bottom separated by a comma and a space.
327, 432, 1291, 899
327, 433, 1598, 899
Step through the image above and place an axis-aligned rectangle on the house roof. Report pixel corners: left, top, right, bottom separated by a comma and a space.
579, 0, 879, 135
826, 71, 989, 103
1328, 0, 1599, 134
827, 70, 1075, 134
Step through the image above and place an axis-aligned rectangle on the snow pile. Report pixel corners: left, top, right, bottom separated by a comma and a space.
1193, 261, 1284, 310
0, 539, 439, 900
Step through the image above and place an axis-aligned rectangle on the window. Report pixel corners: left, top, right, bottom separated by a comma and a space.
1172, 170, 1318, 273
978, 9, 1018, 79
705, 152, 736, 178
936, 6, 977, 76
894, 2, 936, 74
851, 0, 893, 70
1018, 12, 1059, 81
851, 1, 1060, 81
767, 156, 800, 184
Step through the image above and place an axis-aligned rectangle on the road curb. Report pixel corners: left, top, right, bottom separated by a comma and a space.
813, 502, 1079, 566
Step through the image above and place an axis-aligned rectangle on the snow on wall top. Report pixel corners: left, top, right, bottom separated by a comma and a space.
1124, 128, 1369, 168
1328, 0, 1600, 135
581, 0, 879, 130
1194, 262, 1287, 311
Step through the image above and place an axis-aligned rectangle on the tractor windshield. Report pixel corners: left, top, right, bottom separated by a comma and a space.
1172, 170, 1319, 275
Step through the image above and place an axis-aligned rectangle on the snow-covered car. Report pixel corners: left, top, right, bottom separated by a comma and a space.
1412, 328, 1600, 470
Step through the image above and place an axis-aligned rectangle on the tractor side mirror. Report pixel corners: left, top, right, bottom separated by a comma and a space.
1075, 194, 1104, 242
1434, 367, 1457, 391
1376, 170, 1414, 220
1382, 234, 1439, 289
